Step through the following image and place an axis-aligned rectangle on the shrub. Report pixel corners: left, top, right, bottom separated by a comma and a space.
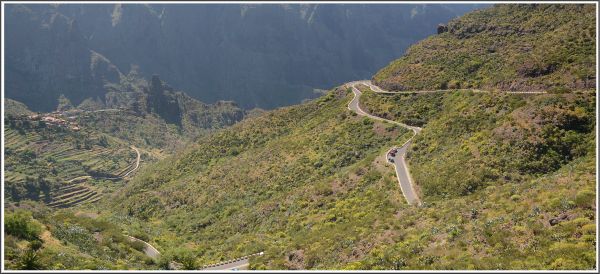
574, 189, 594, 208
29, 240, 43, 251
16, 250, 44, 270
4, 211, 42, 240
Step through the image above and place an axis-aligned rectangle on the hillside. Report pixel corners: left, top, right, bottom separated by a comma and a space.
4, 99, 34, 117
108, 87, 594, 270
104, 4, 595, 270
3, 72, 246, 204
4, 110, 141, 207
105, 87, 414, 269
359, 86, 595, 198
72, 74, 245, 151
4, 205, 160, 270
4, 83, 595, 270
373, 4, 596, 93
3, 3, 597, 271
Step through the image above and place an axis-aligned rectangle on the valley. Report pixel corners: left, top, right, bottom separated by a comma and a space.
2, 3, 597, 271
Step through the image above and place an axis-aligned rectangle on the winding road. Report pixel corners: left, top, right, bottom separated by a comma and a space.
345, 80, 549, 206
346, 81, 422, 206
122, 146, 141, 178
354, 80, 547, 95
127, 236, 161, 259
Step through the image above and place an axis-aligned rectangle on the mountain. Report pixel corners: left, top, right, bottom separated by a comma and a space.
102, 4, 595, 270
3, 3, 596, 271
4, 99, 34, 117
373, 4, 596, 92
4, 4, 122, 112
5, 3, 484, 111
74, 74, 245, 151
3, 72, 245, 203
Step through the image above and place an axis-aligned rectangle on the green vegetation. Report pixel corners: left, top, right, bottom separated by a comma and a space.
4, 99, 34, 117
360, 88, 596, 198
74, 111, 190, 154
374, 4, 596, 93
5, 211, 42, 241
358, 85, 446, 127
3, 3, 596, 270
4, 112, 138, 206
72, 75, 245, 153
107, 87, 412, 268
103, 84, 595, 270
346, 152, 596, 270
3, 205, 159, 270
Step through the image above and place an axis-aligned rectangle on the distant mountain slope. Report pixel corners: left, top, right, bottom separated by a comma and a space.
74, 74, 245, 151
373, 4, 596, 92
4, 4, 122, 112
4, 99, 34, 117
5, 3, 483, 110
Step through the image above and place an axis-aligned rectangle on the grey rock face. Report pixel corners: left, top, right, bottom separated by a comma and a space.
5, 4, 484, 111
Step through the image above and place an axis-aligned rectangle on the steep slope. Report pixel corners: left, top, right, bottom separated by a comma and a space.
3, 207, 161, 270
4, 5, 122, 112
3, 3, 596, 271
104, 4, 595, 270
3, 107, 139, 205
5, 3, 484, 110
104, 86, 595, 270
106, 87, 414, 268
72, 74, 245, 152
373, 4, 596, 92
4, 99, 34, 117
359, 87, 595, 198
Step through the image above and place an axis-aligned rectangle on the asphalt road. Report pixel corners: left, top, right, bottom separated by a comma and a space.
127, 236, 161, 259
344, 80, 549, 206
201, 252, 264, 270
388, 143, 421, 206
203, 258, 250, 270
346, 82, 422, 206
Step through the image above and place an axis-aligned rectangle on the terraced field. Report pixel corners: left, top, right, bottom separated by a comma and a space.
4, 122, 139, 207
42, 181, 102, 208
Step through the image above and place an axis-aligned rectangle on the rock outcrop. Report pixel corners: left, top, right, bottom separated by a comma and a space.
437, 24, 448, 34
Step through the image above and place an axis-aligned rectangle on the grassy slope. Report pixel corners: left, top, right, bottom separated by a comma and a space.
106, 86, 596, 270
348, 151, 596, 270
353, 3, 596, 269
355, 89, 595, 270
373, 4, 596, 92
360, 89, 595, 197
108, 4, 596, 269
73, 111, 186, 156
108, 87, 414, 268
4, 205, 158, 270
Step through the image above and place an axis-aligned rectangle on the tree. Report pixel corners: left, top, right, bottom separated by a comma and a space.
5, 211, 42, 240
56, 94, 74, 112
